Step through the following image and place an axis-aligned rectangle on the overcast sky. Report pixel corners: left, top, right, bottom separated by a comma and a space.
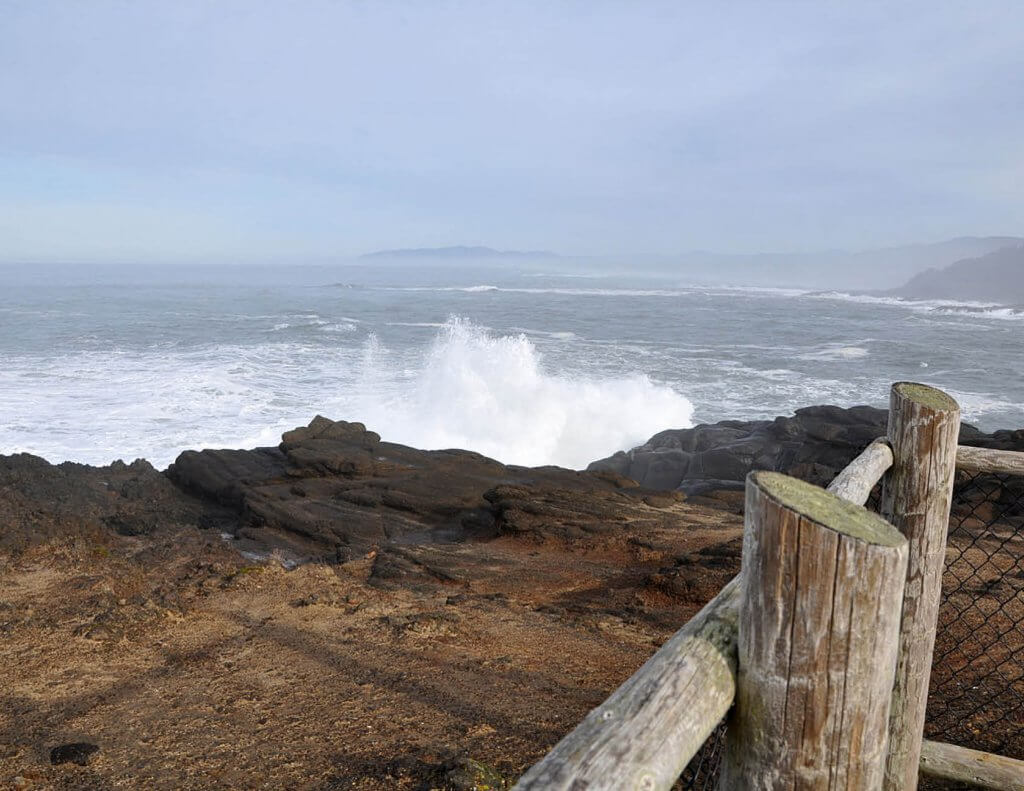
2, 1, 1023, 262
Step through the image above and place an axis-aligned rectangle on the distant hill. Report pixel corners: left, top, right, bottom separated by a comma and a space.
890, 244, 1024, 304
658, 236, 1024, 290
360, 245, 557, 260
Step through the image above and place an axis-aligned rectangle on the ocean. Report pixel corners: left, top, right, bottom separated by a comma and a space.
1, 262, 1022, 470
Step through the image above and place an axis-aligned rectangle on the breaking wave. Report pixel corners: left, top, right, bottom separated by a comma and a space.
0, 318, 694, 471
345, 318, 694, 469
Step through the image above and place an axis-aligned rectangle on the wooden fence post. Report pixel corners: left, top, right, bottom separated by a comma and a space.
880, 382, 960, 791
720, 472, 908, 790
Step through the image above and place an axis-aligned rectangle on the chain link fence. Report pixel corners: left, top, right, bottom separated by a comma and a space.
926, 468, 1024, 759
674, 462, 1024, 790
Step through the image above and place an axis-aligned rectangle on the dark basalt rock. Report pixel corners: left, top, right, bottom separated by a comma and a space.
439, 756, 509, 790
164, 417, 661, 560
0, 453, 233, 552
588, 405, 889, 493
3, 407, 1021, 571
588, 405, 1024, 494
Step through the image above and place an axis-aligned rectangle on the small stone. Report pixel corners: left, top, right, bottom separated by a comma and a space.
74, 623, 117, 641
442, 757, 508, 790
50, 742, 100, 766
291, 593, 320, 607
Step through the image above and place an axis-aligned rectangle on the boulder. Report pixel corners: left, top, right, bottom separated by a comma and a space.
589, 405, 1024, 494
165, 418, 677, 560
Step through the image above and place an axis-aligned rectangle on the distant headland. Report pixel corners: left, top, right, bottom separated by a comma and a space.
889, 243, 1024, 304
360, 245, 558, 260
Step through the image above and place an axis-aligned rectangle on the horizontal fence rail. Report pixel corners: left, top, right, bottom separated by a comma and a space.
826, 436, 893, 505
919, 740, 1024, 791
956, 446, 1024, 476
511, 578, 741, 791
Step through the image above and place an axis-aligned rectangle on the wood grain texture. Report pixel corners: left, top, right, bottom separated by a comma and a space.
826, 437, 893, 505
512, 576, 741, 791
880, 382, 961, 791
719, 471, 908, 791
920, 740, 1024, 790
956, 445, 1024, 476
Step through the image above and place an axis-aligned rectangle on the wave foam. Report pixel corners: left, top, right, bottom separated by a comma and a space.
806, 291, 1004, 311
805, 292, 1024, 322
930, 306, 1024, 321
798, 344, 870, 361
345, 318, 694, 469
387, 285, 686, 297
0, 318, 693, 471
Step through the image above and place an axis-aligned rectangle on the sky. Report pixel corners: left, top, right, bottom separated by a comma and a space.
1, 1, 1023, 262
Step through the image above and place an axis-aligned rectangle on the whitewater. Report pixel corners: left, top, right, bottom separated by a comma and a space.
1, 262, 1022, 470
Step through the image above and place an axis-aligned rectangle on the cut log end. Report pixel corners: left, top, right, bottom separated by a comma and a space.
891, 381, 960, 413
751, 470, 906, 547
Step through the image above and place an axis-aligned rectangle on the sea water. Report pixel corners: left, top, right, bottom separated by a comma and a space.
1, 262, 1021, 470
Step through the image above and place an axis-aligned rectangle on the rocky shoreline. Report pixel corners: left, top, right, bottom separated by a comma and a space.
1, 406, 1021, 788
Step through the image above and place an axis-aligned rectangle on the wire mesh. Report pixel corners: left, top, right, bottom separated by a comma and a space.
675, 721, 726, 790
926, 468, 1024, 759
676, 462, 1024, 789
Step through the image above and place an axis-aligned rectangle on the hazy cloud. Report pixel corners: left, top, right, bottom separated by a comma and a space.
2, 1, 1022, 260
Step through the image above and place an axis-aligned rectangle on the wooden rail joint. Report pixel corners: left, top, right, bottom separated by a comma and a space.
514, 382, 999, 791
827, 436, 893, 505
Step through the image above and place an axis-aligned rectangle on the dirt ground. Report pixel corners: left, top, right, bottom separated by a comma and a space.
0, 502, 742, 790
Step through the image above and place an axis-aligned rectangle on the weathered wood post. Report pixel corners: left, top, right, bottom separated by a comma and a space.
720, 472, 908, 790
880, 382, 961, 791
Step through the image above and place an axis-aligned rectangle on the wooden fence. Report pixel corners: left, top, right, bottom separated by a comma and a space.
513, 382, 1024, 791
